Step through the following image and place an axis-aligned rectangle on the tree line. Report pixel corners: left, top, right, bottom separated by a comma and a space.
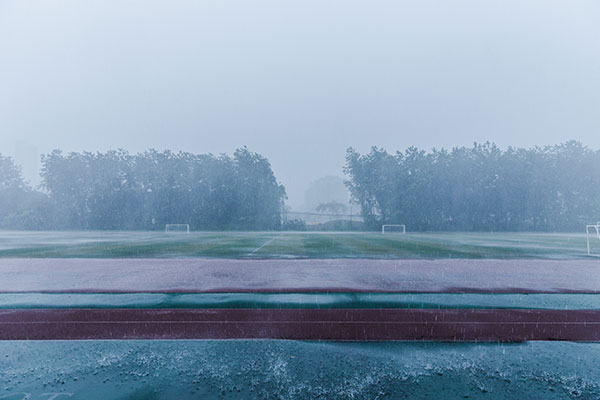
344, 141, 600, 231
0, 148, 285, 230
2, 141, 600, 231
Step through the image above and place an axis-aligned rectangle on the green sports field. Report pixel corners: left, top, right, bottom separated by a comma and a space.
0, 230, 597, 259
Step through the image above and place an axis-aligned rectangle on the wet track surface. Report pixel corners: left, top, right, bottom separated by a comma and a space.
1, 258, 599, 293
2, 254, 600, 398
1, 258, 599, 341
2, 308, 600, 341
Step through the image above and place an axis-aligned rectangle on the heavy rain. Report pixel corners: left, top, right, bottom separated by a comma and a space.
1, 1, 600, 399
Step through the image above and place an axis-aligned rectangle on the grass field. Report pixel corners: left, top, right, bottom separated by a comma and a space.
0, 230, 598, 259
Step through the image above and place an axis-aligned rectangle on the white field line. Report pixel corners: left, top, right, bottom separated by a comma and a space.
248, 235, 281, 256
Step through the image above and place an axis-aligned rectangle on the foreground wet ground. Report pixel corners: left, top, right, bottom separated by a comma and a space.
1, 232, 599, 397
1, 340, 599, 399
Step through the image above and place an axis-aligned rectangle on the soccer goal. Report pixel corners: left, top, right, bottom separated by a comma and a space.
382, 224, 406, 234
165, 224, 190, 233
586, 222, 600, 255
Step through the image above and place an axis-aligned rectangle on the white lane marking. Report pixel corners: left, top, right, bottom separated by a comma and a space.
248, 235, 280, 256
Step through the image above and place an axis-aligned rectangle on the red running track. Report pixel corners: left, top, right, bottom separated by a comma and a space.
1, 309, 600, 341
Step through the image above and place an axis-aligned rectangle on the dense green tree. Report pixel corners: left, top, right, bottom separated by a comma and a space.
38, 148, 286, 230
345, 141, 600, 231
0, 154, 48, 229
0, 154, 25, 191
232, 147, 286, 230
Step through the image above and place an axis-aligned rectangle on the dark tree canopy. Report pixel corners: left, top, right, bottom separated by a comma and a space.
0, 154, 47, 229
0, 155, 26, 224
344, 141, 600, 231
0, 148, 285, 230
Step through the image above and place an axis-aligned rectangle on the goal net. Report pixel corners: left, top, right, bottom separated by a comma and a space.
586, 222, 600, 255
381, 224, 406, 234
165, 224, 190, 233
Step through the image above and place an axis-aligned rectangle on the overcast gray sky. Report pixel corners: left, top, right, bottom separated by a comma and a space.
1, 0, 599, 208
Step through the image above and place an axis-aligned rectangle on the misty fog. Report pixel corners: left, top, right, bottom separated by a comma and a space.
1, 0, 599, 209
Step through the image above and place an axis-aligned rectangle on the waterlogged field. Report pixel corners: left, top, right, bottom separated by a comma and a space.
0, 230, 598, 259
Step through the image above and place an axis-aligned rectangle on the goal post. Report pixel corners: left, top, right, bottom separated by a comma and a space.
382, 224, 406, 234
586, 223, 600, 255
165, 224, 190, 233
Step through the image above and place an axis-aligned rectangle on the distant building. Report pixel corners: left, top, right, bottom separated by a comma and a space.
302, 176, 350, 212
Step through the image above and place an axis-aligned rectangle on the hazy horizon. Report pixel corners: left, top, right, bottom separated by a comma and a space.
2, 0, 599, 208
